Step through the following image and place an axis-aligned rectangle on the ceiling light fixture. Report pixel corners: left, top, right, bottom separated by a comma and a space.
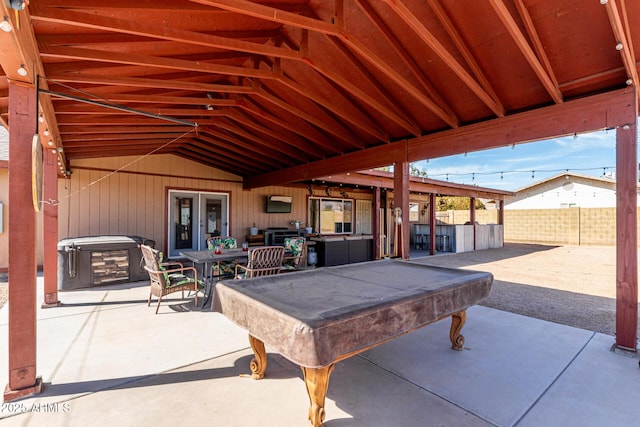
0, 16, 12, 32
38, 113, 44, 123
17, 64, 27, 76
600, 0, 608, 4
47, 140, 53, 146
626, 78, 633, 86
616, 42, 623, 51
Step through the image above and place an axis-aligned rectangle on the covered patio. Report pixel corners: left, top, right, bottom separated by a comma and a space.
0, 0, 638, 410
1, 244, 639, 426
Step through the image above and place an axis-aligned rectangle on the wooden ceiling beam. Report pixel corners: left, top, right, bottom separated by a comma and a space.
200, 0, 455, 131
39, 45, 274, 79
208, 120, 302, 165
39, 29, 280, 46
513, 0, 559, 90
197, 129, 294, 166
235, 99, 329, 158
186, 138, 267, 172
602, 0, 639, 95
488, 0, 563, 104
381, 0, 504, 117
355, 0, 459, 127
224, 110, 312, 163
255, 83, 364, 150
318, 172, 513, 199
276, 76, 387, 142
30, 4, 302, 61
47, 73, 256, 95
63, 132, 194, 142
425, 0, 504, 117
244, 88, 636, 189
59, 125, 195, 134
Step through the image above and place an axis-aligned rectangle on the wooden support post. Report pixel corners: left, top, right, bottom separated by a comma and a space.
393, 157, 410, 259
429, 193, 436, 255
42, 149, 60, 307
373, 186, 381, 259
470, 196, 476, 250
498, 200, 504, 225
615, 122, 638, 351
4, 82, 43, 401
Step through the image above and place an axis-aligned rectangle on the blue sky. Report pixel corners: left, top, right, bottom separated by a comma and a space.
410, 129, 622, 191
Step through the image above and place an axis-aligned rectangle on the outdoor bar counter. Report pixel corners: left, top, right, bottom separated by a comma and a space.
213, 259, 493, 426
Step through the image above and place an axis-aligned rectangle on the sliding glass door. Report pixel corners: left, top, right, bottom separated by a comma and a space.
167, 190, 228, 258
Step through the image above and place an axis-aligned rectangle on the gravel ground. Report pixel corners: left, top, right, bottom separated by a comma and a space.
0, 244, 635, 336
412, 243, 632, 336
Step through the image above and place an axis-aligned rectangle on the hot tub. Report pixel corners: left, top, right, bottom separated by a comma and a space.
57, 235, 155, 290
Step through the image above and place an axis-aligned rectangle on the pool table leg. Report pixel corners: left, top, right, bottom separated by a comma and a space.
301, 364, 335, 427
450, 310, 466, 350
248, 334, 267, 379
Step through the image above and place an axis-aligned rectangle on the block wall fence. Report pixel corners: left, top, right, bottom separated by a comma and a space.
436, 207, 630, 246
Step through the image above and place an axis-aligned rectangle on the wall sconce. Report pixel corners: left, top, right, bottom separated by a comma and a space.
421, 203, 428, 216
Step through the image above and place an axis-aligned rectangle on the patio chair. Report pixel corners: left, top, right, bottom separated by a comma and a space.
208, 236, 239, 279
140, 244, 203, 314
235, 246, 285, 279
282, 237, 306, 271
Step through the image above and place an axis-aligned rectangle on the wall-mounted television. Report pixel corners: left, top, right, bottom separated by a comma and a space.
266, 195, 292, 213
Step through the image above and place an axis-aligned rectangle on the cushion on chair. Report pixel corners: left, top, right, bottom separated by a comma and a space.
213, 237, 238, 249
283, 237, 305, 270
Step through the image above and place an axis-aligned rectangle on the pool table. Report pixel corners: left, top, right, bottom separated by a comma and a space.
213, 259, 493, 426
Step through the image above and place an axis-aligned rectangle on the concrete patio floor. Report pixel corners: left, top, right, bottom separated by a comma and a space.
1, 244, 639, 426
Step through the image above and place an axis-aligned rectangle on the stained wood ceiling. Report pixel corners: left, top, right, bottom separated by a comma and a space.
0, 0, 638, 188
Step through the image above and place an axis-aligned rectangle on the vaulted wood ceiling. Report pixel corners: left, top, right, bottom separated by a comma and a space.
0, 0, 638, 188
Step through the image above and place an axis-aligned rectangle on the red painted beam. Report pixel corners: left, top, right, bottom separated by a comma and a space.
4, 82, 43, 401
42, 149, 61, 308
615, 121, 638, 351
245, 89, 636, 189
393, 153, 410, 259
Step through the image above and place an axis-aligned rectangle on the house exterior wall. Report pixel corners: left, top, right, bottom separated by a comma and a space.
504, 174, 635, 210
0, 154, 379, 270
56, 154, 322, 254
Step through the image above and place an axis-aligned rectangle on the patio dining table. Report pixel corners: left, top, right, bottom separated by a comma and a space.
179, 248, 249, 307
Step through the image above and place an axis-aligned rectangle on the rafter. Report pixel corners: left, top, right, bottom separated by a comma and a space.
39, 45, 274, 79
254, 83, 364, 150
200, 127, 296, 166
237, 98, 329, 157
46, 73, 256, 95
30, 4, 302, 61
513, 0, 559, 90
381, 0, 503, 117
488, 0, 563, 104
355, 0, 459, 127
601, 0, 639, 94
195, 0, 457, 130
425, 0, 504, 117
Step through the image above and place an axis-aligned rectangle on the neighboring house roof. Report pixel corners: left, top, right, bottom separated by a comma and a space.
505, 172, 635, 209
512, 172, 617, 193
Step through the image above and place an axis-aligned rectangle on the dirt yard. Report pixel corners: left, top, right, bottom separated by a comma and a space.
412, 243, 631, 336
